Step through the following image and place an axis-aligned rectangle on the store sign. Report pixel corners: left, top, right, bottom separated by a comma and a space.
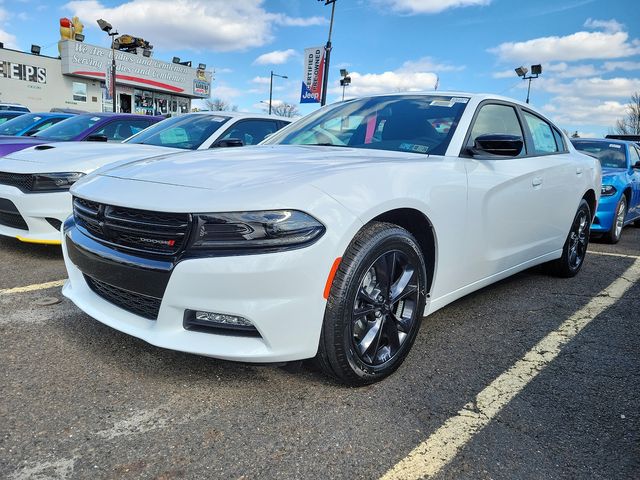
59, 40, 211, 98
0, 61, 47, 84
193, 79, 210, 96
300, 46, 324, 104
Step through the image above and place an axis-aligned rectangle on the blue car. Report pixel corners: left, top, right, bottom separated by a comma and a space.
572, 138, 640, 243
0, 112, 74, 137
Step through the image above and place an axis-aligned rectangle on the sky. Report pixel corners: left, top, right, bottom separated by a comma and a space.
1, 0, 639, 136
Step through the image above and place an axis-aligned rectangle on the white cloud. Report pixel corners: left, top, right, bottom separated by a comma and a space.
489, 30, 640, 63
399, 57, 465, 73
603, 61, 640, 71
65, 0, 319, 52
271, 14, 326, 27
374, 0, 490, 14
537, 77, 640, 98
0, 7, 18, 49
541, 96, 626, 130
209, 84, 242, 99
584, 18, 624, 33
329, 71, 438, 97
253, 48, 297, 65
251, 76, 271, 84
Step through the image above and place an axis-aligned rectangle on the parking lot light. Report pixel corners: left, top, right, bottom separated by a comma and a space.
514, 64, 542, 104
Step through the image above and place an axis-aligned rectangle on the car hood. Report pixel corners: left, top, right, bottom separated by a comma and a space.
94, 144, 423, 191
0, 142, 179, 174
601, 166, 625, 178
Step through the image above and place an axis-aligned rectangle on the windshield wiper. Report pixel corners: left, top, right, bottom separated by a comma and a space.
306, 143, 348, 147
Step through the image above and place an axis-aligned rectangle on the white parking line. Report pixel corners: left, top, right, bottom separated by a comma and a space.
0, 279, 66, 296
589, 250, 640, 259
381, 257, 640, 480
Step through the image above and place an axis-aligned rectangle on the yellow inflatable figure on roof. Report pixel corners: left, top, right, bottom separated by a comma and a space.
58, 16, 84, 55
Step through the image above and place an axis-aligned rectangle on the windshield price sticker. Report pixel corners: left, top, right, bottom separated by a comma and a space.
451, 97, 470, 104
91, 117, 100, 121
609, 144, 622, 148
210, 117, 226, 122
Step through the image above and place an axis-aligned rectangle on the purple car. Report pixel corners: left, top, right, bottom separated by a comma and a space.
0, 113, 164, 158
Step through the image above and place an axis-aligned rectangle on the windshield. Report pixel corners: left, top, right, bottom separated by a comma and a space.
33, 115, 102, 141
572, 140, 627, 169
263, 95, 469, 156
125, 114, 230, 149
0, 114, 48, 136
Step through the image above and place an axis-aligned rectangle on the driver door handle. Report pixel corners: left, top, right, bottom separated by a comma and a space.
576, 167, 583, 175
532, 177, 543, 187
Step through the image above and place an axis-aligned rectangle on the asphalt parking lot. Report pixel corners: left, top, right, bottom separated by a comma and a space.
1, 228, 638, 480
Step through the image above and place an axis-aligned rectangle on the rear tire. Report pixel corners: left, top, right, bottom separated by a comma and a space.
316, 222, 427, 386
546, 199, 591, 278
603, 196, 627, 244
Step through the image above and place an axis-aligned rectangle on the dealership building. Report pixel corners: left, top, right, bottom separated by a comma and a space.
0, 40, 212, 115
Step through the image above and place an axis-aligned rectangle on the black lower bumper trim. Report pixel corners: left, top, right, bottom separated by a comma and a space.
66, 222, 173, 299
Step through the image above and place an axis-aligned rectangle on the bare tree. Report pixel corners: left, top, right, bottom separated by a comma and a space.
614, 92, 640, 134
270, 102, 299, 118
205, 98, 238, 111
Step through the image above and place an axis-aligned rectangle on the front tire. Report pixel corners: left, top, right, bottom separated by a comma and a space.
317, 222, 427, 386
547, 199, 591, 278
603, 196, 627, 244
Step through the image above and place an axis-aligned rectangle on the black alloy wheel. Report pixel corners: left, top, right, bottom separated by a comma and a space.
317, 222, 427, 386
547, 199, 591, 278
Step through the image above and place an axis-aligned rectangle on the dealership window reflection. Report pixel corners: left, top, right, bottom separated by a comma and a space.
72, 82, 87, 102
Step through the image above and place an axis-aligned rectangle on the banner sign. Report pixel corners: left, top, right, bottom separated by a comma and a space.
300, 46, 325, 104
60, 40, 212, 98
104, 65, 113, 100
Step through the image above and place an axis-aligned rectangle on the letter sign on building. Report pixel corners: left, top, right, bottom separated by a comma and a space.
0, 61, 47, 84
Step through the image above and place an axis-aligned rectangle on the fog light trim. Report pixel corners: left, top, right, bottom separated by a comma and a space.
183, 309, 261, 337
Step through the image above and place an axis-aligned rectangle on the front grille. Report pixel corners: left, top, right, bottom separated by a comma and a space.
85, 275, 162, 320
73, 197, 191, 257
0, 172, 33, 192
0, 198, 28, 230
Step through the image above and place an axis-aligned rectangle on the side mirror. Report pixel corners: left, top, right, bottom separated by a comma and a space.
633, 160, 640, 169
214, 138, 244, 148
86, 134, 108, 142
468, 134, 523, 157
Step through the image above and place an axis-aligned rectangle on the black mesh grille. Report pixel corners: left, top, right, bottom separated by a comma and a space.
85, 275, 161, 320
0, 172, 33, 192
73, 197, 191, 257
0, 198, 28, 230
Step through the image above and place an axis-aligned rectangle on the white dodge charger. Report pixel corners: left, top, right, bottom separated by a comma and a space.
0, 112, 289, 244
61, 93, 600, 385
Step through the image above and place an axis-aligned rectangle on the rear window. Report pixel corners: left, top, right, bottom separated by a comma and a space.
33, 115, 103, 141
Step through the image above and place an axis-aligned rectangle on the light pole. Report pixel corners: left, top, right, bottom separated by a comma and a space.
515, 64, 542, 104
319, 0, 337, 106
269, 71, 288, 115
97, 19, 118, 112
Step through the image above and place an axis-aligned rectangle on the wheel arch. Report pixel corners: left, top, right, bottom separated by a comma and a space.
370, 208, 436, 296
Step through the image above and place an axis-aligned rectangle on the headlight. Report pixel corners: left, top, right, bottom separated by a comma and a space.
31, 172, 85, 192
601, 185, 617, 196
188, 210, 325, 252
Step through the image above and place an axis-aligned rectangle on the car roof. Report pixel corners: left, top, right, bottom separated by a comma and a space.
74, 112, 164, 120
189, 110, 291, 122
572, 138, 636, 146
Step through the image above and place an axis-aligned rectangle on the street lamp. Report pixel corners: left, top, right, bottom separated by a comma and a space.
515, 64, 542, 104
269, 71, 288, 115
318, 0, 337, 106
97, 19, 118, 112
339, 68, 351, 101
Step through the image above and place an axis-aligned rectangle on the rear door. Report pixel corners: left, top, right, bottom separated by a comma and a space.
628, 145, 640, 219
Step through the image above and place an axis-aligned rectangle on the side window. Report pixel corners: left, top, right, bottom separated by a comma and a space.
628, 144, 640, 166
552, 128, 566, 151
218, 119, 280, 146
467, 104, 525, 155
72, 82, 87, 102
523, 111, 559, 154
93, 119, 154, 141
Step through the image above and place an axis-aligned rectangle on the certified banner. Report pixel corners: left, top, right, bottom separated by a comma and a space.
300, 46, 325, 104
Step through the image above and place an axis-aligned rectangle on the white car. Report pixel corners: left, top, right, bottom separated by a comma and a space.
61, 93, 600, 385
0, 112, 290, 244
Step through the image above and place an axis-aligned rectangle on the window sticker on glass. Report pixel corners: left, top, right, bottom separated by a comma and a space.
430, 100, 454, 107
609, 144, 622, 149
399, 143, 429, 154
33, 116, 42, 121
450, 97, 470, 104
210, 117, 226, 122
90, 117, 100, 121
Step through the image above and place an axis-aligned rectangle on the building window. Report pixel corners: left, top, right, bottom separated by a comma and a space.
73, 82, 87, 102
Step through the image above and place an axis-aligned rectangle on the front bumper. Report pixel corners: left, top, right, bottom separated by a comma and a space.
591, 193, 619, 233
62, 221, 337, 363
0, 184, 70, 243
